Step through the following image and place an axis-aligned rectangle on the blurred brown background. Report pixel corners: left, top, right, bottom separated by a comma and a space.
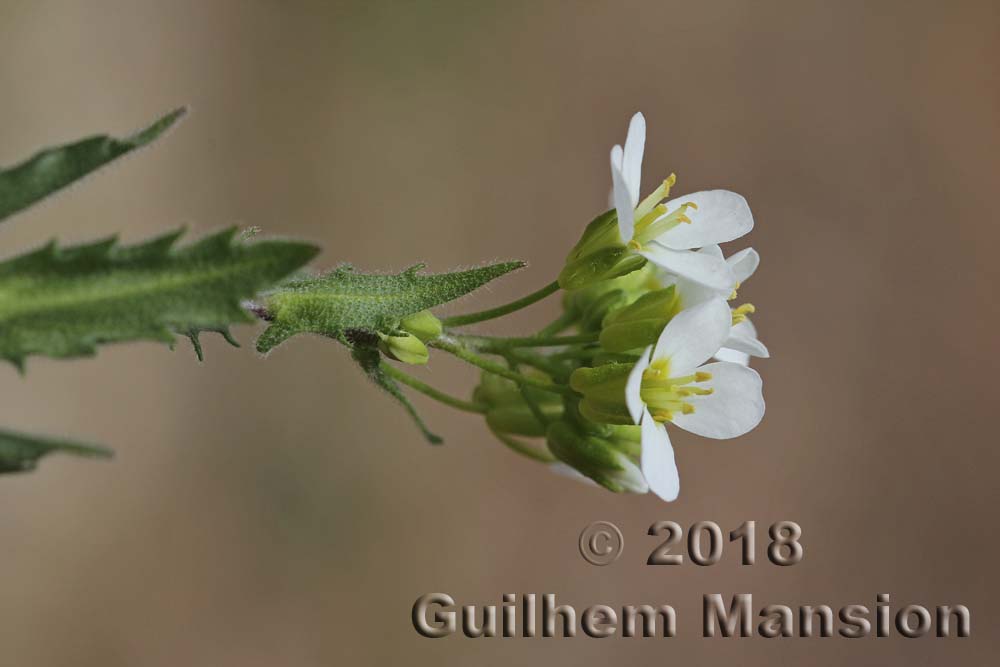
0, 0, 997, 664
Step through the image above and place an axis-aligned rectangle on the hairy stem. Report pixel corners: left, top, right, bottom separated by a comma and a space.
440, 280, 559, 327
380, 362, 486, 414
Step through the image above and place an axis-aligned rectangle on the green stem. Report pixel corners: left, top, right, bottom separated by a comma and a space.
380, 362, 487, 414
430, 338, 575, 396
504, 348, 570, 381
536, 311, 576, 337
456, 332, 597, 350
489, 426, 556, 463
506, 357, 552, 429
440, 280, 559, 327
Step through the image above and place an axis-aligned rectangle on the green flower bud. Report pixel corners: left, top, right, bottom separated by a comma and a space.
399, 310, 442, 342
599, 285, 680, 353
569, 363, 633, 425
486, 403, 564, 438
378, 331, 429, 365
563, 264, 660, 332
559, 210, 646, 290
472, 371, 559, 409
546, 419, 647, 493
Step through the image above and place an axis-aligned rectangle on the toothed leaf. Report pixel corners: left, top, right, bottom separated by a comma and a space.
0, 228, 319, 368
256, 261, 525, 353
0, 428, 112, 474
0, 108, 186, 223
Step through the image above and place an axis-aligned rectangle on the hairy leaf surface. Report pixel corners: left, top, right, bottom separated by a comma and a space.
0, 228, 319, 368
256, 261, 525, 353
0, 429, 112, 473
0, 108, 186, 223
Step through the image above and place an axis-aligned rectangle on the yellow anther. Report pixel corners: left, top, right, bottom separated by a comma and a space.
681, 404, 696, 415
728, 281, 742, 300
695, 371, 712, 382
627, 239, 642, 251
731, 303, 755, 325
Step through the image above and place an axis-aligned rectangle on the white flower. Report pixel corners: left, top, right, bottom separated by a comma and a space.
659, 245, 769, 365
610, 112, 754, 291
624, 298, 765, 501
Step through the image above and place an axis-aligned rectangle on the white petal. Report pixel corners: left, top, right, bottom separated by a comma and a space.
714, 347, 750, 366
722, 319, 769, 358
651, 298, 732, 374
671, 361, 765, 439
639, 243, 735, 291
699, 244, 725, 259
610, 143, 624, 171
669, 245, 731, 307
610, 147, 635, 242
674, 277, 719, 309
641, 408, 679, 502
659, 190, 754, 250
727, 247, 759, 283
622, 112, 645, 206
626, 346, 652, 425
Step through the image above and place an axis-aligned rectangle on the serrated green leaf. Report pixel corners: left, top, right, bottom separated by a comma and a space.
256, 261, 525, 353
0, 108, 186, 223
0, 428, 112, 474
0, 228, 319, 368
352, 346, 443, 444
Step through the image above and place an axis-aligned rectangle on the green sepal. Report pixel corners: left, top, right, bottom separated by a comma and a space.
569, 363, 634, 425
0, 428, 112, 474
378, 332, 429, 365
0, 108, 186, 223
545, 419, 645, 493
558, 246, 646, 291
564, 209, 621, 262
599, 285, 679, 352
352, 346, 443, 444
399, 310, 442, 342
257, 261, 524, 353
0, 228, 318, 369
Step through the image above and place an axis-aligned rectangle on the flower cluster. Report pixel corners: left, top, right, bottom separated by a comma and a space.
383, 112, 767, 503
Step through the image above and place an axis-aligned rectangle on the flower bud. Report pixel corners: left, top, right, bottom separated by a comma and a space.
378, 331, 429, 365
599, 285, 679, 353
486, 403, 564, 438
473, 371, 564, 438
399, 310, 442, 342
545, 419, 647, 493
563, 265, 656, 332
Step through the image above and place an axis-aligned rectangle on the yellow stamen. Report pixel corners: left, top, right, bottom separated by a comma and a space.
731, 303, 756, 325
641, 361, 713, 423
